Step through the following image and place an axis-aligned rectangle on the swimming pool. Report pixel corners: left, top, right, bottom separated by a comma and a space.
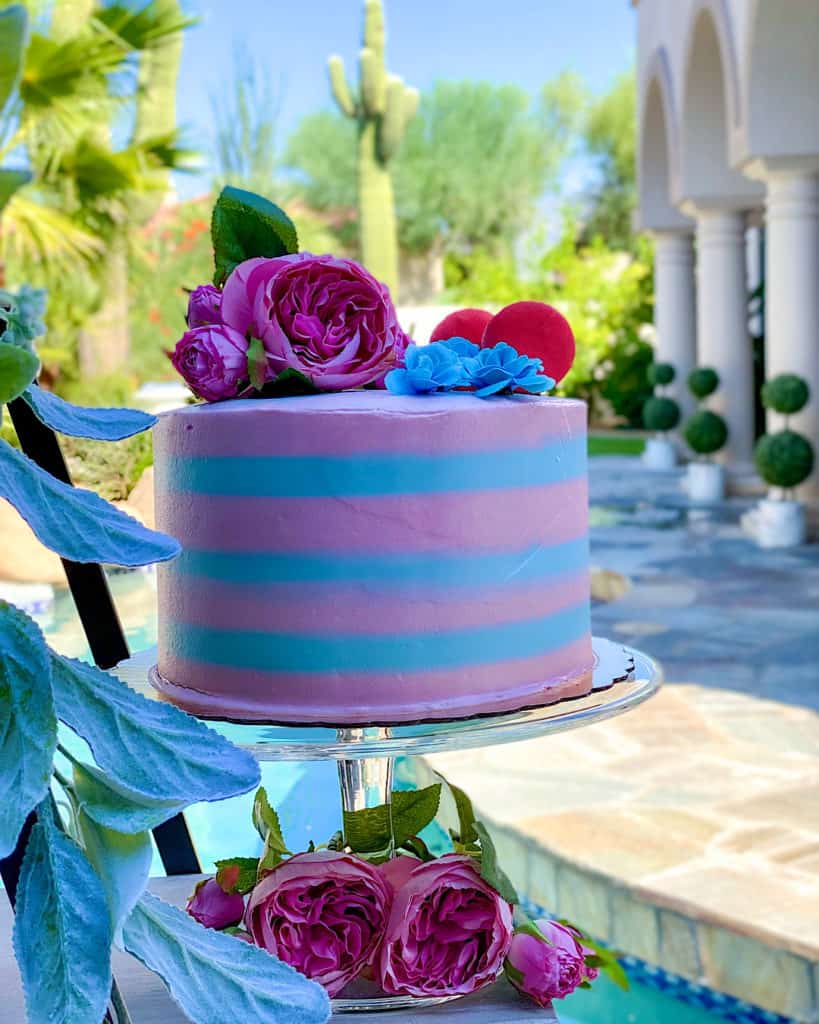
37, 570, 791, 1024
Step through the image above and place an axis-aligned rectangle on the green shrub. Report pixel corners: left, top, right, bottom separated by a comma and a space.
62, 432, 153, 502
648, 362, 674, 387
761, 374, 810, 416
643, 396, 681, 432
684, 410, 728, 456
446, 224, 655, 427
688, 367, 719, 400
754, 430, 814, 489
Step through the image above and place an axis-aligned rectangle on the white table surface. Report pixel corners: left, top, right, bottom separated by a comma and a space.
1, 875, 557, 1023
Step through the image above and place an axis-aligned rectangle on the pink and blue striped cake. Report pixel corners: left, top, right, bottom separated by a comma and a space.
153, 391, 593, 724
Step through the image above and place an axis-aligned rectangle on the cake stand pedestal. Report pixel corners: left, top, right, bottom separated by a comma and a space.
127, 637, 661, 1015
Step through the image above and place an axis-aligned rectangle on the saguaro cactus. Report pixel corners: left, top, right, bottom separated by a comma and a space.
328, 0, 419, 296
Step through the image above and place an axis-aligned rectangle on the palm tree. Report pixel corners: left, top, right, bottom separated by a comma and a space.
0, 1, 194, 378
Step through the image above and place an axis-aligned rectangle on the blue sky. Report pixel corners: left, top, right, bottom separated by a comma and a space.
175, 0, 635, 198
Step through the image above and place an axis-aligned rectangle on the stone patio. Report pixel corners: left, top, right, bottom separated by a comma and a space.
426, 457, 819, 1022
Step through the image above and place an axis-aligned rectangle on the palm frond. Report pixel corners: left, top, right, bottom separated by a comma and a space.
1, 188, 104, 270
93, 1, 197, 54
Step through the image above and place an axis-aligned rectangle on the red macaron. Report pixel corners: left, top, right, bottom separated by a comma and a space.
481, 301, 575, 383
429, 308, 493, 347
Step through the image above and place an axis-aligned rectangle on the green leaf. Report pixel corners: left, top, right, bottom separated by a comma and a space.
0, 603, 56, 857
0, 168, 32, 216
252, 787, 287, 849
22, 385, 156, 440
473, 820, 518, 904
0, 437, 180, 566
253, 787, 289, 874
50, 653, 260, 831
343, 784, 441, 855
77, 805, 152, 943
13, 803, 113, 1024
0, 5, 27, 113
246, 335, 267, 391
0, 343, 38, 403
123, 891, 331, 1024
448, 780, 479, 846
255, 367, 321, 398
215, 856, 260, 895
211, 185, 298, 287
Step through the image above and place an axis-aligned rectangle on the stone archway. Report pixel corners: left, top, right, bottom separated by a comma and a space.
679, 5, 761, 471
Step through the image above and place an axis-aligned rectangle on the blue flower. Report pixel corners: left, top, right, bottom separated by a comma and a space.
433, 336, 481, 358
385, 343, 468, 395
463, 342, 555, 398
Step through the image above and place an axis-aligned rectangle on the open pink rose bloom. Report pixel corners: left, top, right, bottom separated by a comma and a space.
377, 854, 514, 997
220, 253, 410, 389
244, 850, 392, 997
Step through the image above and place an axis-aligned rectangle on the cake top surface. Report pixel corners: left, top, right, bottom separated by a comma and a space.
162, 391, 586, 422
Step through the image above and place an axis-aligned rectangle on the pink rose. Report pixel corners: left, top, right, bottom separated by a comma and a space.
186, 878, 244, 931
377, 854, 513, 998
244, 850, 392, 997
186, 284, 222, 327
220, 253, 411, 390
171, 324, 249, 402
506, 920, 588, 1004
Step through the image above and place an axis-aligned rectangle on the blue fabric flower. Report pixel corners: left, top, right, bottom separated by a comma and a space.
385, 343, 468, 395
463, 342, 555, 398
433, 336, 480, 358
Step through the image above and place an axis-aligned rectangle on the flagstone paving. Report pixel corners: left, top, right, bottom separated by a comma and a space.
427, 457, 819, 1022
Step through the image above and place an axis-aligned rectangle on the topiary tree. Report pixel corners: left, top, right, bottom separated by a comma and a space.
761, 374, 810, 419
643, 396, 680, 433
647, 362, 675, 388
687, 366, 719, 400
683, 366, 728, 460
684, 410, 728, 457
755, 431, 814, 491
755, 374, 814, 495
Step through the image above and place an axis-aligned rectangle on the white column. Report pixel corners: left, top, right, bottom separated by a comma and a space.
764, 170, 819, 468
695, 210, 755, 470
653, 231, 697, 416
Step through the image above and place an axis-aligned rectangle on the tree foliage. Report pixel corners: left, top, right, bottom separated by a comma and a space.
448, 222, 654, 426
580, 70, 636, 248
286, 75, 582, 256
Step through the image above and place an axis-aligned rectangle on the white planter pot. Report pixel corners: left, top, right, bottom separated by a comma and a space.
755, 498, 806, 548
643, 437, 677, 470
686, 462, 725, 504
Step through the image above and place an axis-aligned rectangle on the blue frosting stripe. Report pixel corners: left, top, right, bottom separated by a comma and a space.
172, 536, 590, 587
164, 435, 587, 497
165, 601, 590, 674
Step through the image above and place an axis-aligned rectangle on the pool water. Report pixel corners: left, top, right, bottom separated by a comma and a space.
38, 570, 758, 1024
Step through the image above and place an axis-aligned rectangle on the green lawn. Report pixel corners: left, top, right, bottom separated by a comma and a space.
588, 433, 646, 456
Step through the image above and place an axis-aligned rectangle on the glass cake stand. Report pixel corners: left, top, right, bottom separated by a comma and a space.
123, 637, 662, 1014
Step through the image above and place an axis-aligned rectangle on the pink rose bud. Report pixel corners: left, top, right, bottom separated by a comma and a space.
244, 850, 392, 997
186, 878, 245, 931
186, 284, 222, 327
506, 920, 588, 1004
170, 323, 250, 402
220, 253, 411, 390
377, 854, 514, 998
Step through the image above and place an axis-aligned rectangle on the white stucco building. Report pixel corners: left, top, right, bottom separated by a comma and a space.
635, 0, 819, 490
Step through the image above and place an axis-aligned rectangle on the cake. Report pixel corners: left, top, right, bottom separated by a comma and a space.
153, 391, 593, 724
